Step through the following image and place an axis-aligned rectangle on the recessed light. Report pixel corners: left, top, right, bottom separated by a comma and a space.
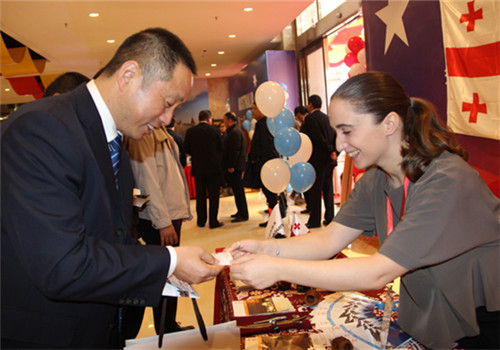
4, 88, 10, 92
89, 13, 99, 17
243, 8, 253, 12
205, 73, 211, 76
211, 64, 217, 67
107, 39, 115, 43
218, 51, 225, 55
228, 34, 236, 38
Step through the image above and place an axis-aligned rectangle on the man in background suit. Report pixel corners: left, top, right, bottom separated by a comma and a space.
184, 110, 224, 229
222, 111, 249, 222
1, 28, 222, 349
301, 95, 337, 228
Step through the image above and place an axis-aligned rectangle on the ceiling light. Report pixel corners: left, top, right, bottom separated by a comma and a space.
4, 88, 10, 92
228, 34, 236, 38
205, 73, 211, 76
211, 64, 217, 67
243, 8, 253, 12
107, 39, 115, 43
218, 51, 225, 55
89, 13, 99, 17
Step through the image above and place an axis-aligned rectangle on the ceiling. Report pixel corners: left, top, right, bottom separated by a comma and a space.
0, 0, 313, 105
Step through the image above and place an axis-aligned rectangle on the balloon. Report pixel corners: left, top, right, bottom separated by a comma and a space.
287, 133, 312, 166
274, 127, 301, 157
347, 36, 365, 54
255, 81, 286, 118
260, 158, 291, 194
279, 82, 287, 91
290, 162, 316, 193
285, 183, 293, 193
245, 109, 253, 120
242, 119, 252, 131
344, 52, 358, 67
357, 48, 366, 66
267, 107, 295, 136
348, 63, 366, 77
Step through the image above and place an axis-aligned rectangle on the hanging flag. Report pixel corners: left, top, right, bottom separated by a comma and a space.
265, 203, 286, 239
290, 212, 309, 237
440, 0, 500, 140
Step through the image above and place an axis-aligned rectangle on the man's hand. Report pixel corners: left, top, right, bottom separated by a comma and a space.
173, 246, 224, 284
160, 225, 178, 246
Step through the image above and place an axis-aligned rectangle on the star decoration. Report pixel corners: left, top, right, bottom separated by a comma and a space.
375, 0, 410, 54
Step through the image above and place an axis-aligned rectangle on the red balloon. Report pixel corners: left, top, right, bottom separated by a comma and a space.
347, 36, 365, 54
344, 52, 358, 67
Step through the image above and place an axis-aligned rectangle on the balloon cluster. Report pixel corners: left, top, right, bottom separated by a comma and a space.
254, 81, 316, 195
344, 36, 366, 77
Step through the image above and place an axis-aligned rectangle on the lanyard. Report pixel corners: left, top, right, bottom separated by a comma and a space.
386, 176, 410, 236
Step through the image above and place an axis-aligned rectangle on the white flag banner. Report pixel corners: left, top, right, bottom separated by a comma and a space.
265, 203, 286, 239
290, 212, 309, 237
440, 0, 500, 140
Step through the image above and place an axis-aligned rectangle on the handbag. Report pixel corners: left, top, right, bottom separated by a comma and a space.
242, 161, 261, 189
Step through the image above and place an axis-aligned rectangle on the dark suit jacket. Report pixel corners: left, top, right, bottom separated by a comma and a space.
183, 122, 223, 178
222, 124, 247, 171
167, 128, 187, 167
248, 117, 279, 170
1, 85, 171, 349
300, 109, 337, 169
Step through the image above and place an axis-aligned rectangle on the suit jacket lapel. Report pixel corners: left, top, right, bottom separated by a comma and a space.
71, 85, 124, 217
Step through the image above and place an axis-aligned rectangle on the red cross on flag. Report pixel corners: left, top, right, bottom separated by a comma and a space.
290, 212, 309, 237
441, 0, 500, 140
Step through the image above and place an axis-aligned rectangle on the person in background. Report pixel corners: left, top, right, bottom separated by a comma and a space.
248, 102, 285, 227
222, 112, 249, 223
42, 71, 90, 97
125, 124, 193, 336
228, 71, 499, 350
1, 28, 223, 349
166, 117, 187, 167
184, 110, 224, 229
293, 105, 308, 131
301, 95, 337, 228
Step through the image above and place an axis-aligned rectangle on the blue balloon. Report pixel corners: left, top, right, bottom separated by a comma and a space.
267, 108, 295, 136
286, 183, 293, 193
290, 162, 316, 193
245, 109, 253, 120
274, 127, 301, 157
279, 82, 287, 91
266, 116, 277, 136
242, 119, 252, 131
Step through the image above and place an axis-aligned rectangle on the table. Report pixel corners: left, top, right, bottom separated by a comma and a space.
213, 253, 425, 350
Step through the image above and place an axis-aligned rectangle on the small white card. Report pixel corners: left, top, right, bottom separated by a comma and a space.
212, 251, 233, 266
162, 276, 199, 298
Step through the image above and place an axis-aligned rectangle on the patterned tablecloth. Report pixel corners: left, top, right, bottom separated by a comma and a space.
213, 253, 426, 350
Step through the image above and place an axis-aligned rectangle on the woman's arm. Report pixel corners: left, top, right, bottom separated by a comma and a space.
228, 221, 363, 260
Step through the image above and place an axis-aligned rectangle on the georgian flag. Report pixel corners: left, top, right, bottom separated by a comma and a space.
290, 212, 309, 237
441, 0, 500, 140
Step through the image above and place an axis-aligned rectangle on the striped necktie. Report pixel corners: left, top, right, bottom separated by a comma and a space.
108, 135, 121, 187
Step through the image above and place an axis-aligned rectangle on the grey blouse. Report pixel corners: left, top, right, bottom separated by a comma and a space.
334, 151, 500, 349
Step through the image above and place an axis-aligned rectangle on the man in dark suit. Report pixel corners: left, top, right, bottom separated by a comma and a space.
184, 110, 224, 229
301, 95, 338, 228
222, 112, 249, 222
248, 102, 285, 227
1, 28, 223, 349
166, 117, 187, 167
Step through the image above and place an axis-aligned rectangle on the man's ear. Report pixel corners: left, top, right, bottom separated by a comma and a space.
382, 112, 401, 136
117, 61, 140, 91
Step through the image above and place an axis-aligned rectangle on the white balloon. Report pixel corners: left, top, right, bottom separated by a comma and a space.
255, 81, 286, 118
357, 48, 366, 66
286, 133, 312, 166
260, 158, 291, 194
